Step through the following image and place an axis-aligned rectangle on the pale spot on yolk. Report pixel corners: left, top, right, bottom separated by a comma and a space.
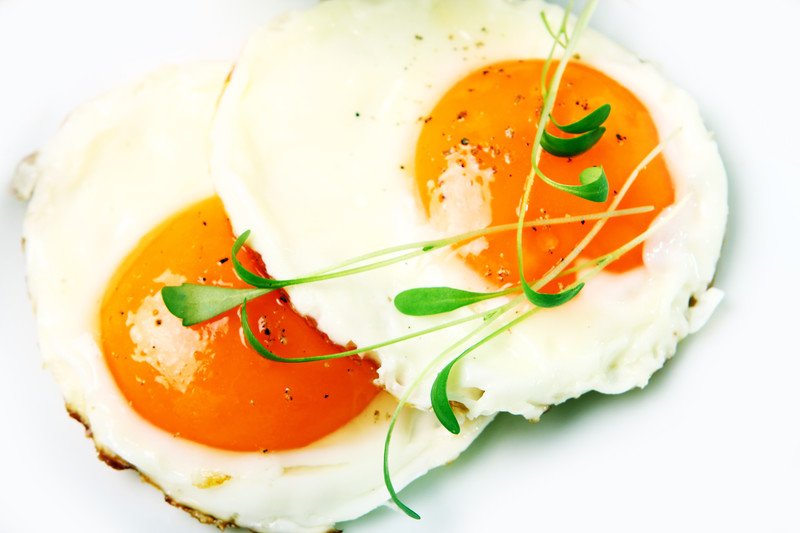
100, 197, 380, 452
126, 273, 226, 393
415, 60, 675, 288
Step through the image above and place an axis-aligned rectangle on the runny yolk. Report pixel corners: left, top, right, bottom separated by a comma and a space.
415, 60, 675, 289
100, 197, 380, 452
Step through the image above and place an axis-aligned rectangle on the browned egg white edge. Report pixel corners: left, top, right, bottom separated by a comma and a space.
63, 406, 347, 533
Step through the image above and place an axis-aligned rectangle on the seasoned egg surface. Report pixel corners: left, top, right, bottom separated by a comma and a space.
211, 0, 727, 419
23, 63, 491, 533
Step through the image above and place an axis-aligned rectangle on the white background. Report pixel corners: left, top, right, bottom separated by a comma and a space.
1, 1, 798, 532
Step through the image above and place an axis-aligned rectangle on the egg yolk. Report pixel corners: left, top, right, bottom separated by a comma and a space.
100, 197, 380, 452
415, 60, 675, 288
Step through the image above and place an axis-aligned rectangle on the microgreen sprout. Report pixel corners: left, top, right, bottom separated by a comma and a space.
381, 293, 524, 517
384, 186, 687, 509
161, 204, 651, 326
517, 0, 600, 310
427, 193, 690, 435
423, 128, 681, 431
158, 0, 678, 522
240, 295, 502, 363
430, 307, 535, 433
532, 0, 609, 205
392, 1, 608, 321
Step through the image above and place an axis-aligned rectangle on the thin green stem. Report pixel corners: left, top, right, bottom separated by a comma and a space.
242, 202, 651, 290
539, 11, 567, 48
382, 293, 524, 515
242, 296, 513, 363
576, 195, 691, 284
430, 194, 693, 437
518, 0, 599, 295
441, 306, 538, 385
309, 205, 652, 276
534, 130, 678, 290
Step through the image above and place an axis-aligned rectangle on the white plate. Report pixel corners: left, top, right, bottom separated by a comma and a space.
1, 1, 798, 532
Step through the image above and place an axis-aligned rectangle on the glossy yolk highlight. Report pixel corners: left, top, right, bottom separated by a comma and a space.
415, 60, 675, 288
100, 197, 380, 452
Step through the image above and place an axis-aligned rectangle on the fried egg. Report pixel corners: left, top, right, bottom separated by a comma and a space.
211, 0, 726, 419
22, 63, 491, 533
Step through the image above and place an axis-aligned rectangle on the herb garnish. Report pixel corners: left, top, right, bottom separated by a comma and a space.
162, 205, 651, 327
160, 0, 677, 521
516, 0, 602, 315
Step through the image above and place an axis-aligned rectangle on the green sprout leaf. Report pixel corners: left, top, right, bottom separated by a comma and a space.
538, 165, 609, 202
429, 305, 538, 434
430, 359, 461, 434
541, 126, 606, 157
550, 104, 611, 134
161, 284, 269, 327
577, 165, 609, 201
521, 282, 584, 308
394, 287, 503, 316
168, 201, 641, 329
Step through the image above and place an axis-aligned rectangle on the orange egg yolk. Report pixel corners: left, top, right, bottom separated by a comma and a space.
100, 197, 380, 452
415, 60, 675, 288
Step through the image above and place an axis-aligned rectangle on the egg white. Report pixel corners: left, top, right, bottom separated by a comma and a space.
211, 0, 727, 419
22, 63, 491, 533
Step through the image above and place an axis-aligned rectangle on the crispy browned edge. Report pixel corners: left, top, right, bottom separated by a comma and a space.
65, 406, 342, 533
